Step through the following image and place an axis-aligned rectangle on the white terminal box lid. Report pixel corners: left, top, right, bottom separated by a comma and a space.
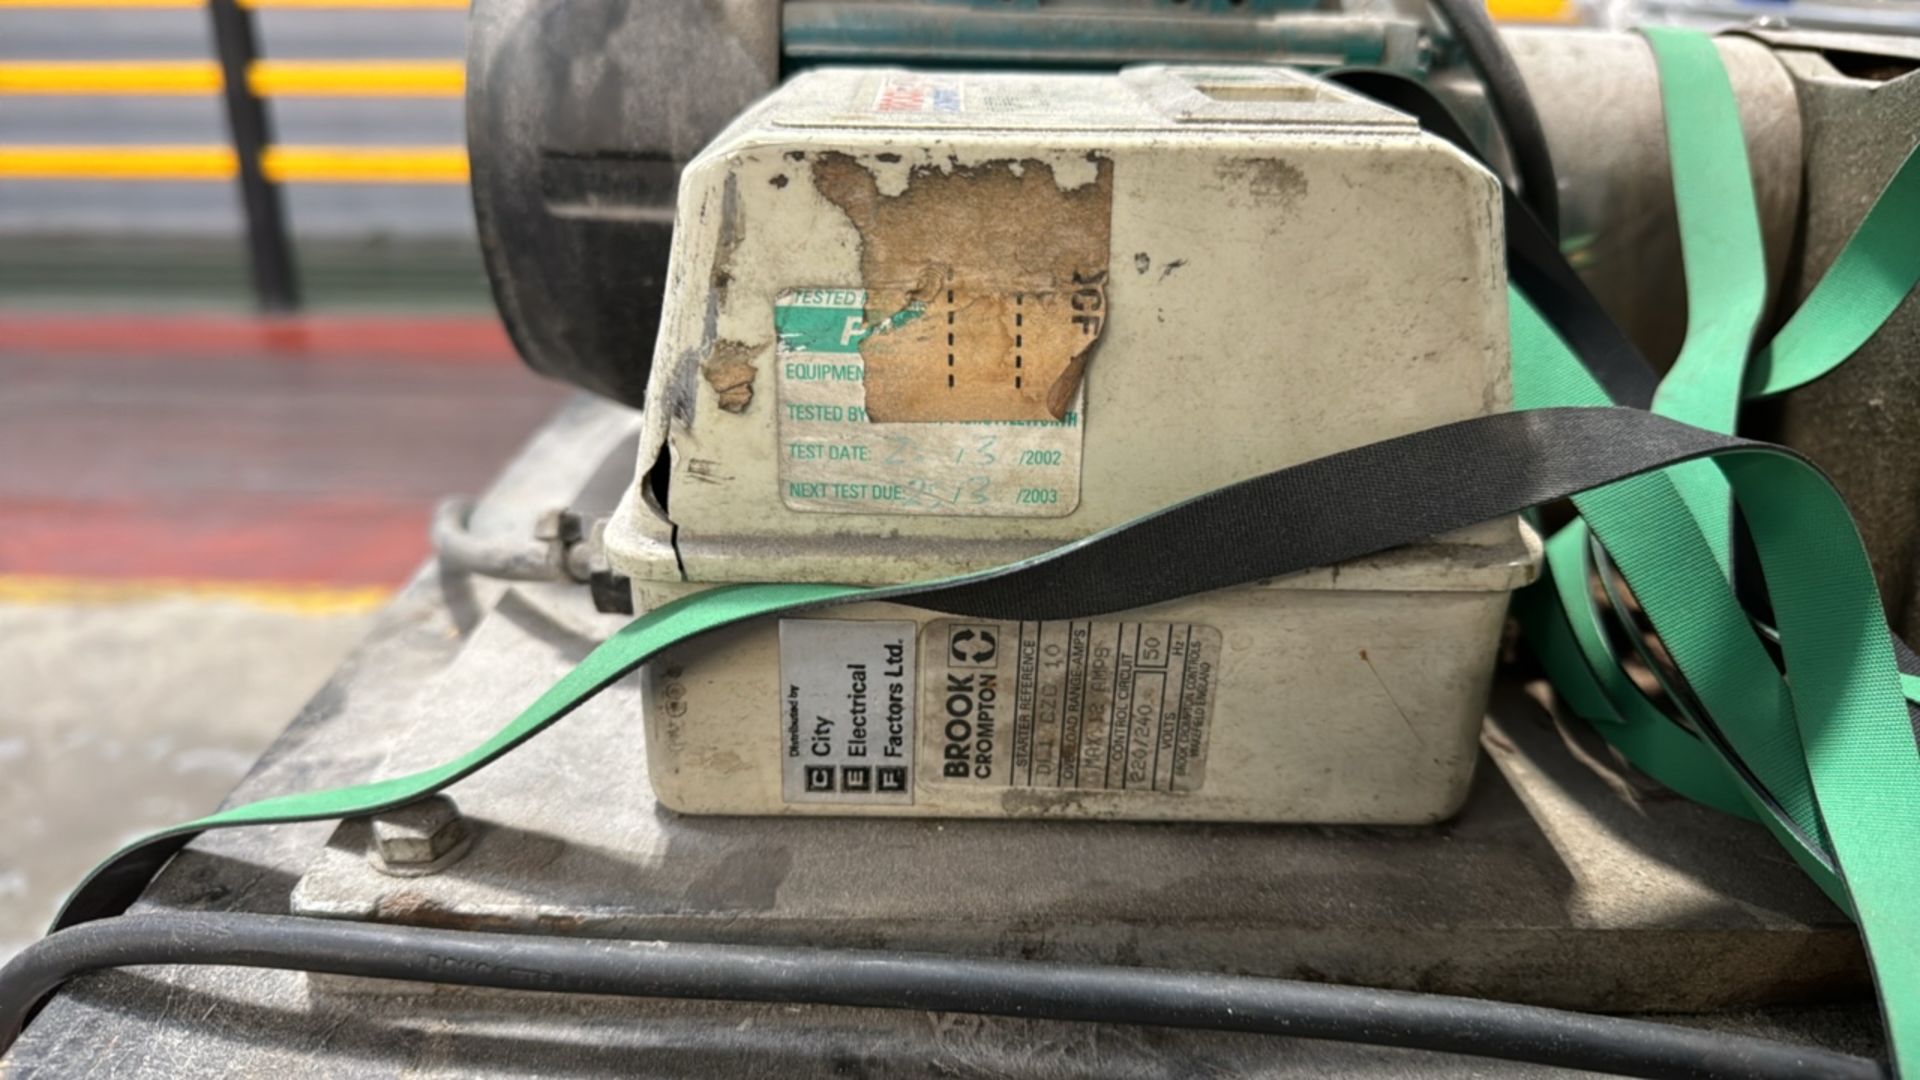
606, 65, 1534, 593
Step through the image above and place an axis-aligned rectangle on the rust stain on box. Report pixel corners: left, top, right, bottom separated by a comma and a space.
813, 153, 1112, 422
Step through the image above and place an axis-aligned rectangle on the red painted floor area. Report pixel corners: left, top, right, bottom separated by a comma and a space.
0, 315, 570, 587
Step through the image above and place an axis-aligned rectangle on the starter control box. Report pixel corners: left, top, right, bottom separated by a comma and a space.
606, 66, 1539, 823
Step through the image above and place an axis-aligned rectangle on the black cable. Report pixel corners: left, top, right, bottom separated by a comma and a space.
1426, 0, 1561, 240
0, 912, 1885, 1079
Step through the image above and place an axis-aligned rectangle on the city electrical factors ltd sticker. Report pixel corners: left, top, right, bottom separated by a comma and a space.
780, 619, 917, 805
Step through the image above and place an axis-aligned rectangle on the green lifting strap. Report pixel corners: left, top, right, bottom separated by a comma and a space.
1511, 31, 1920, 878
1639, 25, 1770, 575
1513, 289, 1841, 898
1747, 139, 1920, 399
1519, 27, 1825, 883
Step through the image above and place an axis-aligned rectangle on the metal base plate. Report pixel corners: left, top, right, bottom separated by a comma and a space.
291, 583, 1866, 1013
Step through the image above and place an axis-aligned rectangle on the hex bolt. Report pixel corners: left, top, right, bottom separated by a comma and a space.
534, 508, 584, 546
369, 794, 471, 877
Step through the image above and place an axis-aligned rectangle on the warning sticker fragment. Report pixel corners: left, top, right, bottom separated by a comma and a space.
922, 619, 1220, 792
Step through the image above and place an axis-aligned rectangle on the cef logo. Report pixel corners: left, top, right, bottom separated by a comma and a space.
948, 625, 998, 667
874, 77, 962, 113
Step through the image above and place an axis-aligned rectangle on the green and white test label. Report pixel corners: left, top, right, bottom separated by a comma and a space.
774, 288, 1086, 517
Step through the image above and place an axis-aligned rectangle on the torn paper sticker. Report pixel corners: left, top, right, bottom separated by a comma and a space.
811, 153, 1113, 422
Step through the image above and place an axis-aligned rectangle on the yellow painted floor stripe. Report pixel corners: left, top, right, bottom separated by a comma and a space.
0, 0, 201, 5
0, 62, 217, 95
0, 60, 463, 97
241, 0, 469, 7
252, 60, 464, 97
0, 575, 391, 616
263, 145, 468, 182
0, 145, 237, 180
0, 0, 466, 8
0, 144, 467, 182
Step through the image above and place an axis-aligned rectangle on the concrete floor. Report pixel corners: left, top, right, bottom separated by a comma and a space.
0, 596, 371, 957
0, 315, 568, 961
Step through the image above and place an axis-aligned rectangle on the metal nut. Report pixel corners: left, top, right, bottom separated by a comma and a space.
370, 794, 470, 875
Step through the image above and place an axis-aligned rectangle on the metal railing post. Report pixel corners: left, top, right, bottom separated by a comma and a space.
206, 0, 300, 312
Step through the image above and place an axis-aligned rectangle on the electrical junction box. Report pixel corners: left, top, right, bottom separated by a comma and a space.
604, 65, 1541, 824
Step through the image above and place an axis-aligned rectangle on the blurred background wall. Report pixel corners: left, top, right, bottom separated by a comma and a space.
0, 0, 563, 957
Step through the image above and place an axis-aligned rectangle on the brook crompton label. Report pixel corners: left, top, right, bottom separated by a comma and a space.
921, 619, 1219, 792
779, 619, 917, 804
